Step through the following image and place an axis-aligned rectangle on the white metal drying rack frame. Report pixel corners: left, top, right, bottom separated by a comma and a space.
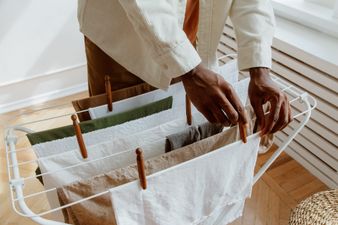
4, 56, 317, 225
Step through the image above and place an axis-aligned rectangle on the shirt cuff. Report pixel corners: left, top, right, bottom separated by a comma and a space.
237, 44, 272, 71
156, 37, 201, 79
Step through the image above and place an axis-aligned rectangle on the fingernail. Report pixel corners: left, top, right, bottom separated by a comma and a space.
243, 123, 249, 134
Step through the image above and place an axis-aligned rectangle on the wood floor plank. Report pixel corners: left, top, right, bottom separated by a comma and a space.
255, 148, 275, 167
267, 152, 293, 171
261, 173, 298, 209
254, 181, 269, 225
267, 160, 299, 178
229, 217, 242, 225
289, 179, 328, 202
240, 181, 260, 224
277, 168, 316, 192
279, 200, 291, 225
267, 188, 280, 225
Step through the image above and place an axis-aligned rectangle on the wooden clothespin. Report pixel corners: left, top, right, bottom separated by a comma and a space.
105, 75, 113, 112
136, 148, 147, 190
239, 122, 247, 143
185, 94, 192, 125
71, 114, 88, 159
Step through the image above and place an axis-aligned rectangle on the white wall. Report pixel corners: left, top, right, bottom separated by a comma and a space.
305, 0, 336, 8
0, 0, 87, 113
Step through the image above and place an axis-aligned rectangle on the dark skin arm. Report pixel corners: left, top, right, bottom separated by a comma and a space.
181, 64, 292, 135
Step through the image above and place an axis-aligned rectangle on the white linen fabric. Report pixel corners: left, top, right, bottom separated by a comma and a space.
78, 0, 275, 89
203, 200, 245, 225
110, 134, 261, 225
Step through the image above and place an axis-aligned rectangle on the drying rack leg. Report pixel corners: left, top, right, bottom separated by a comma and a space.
5, 129, 70, 225
253, 97, 312, 184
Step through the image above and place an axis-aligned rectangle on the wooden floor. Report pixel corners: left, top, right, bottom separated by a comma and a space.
0, 92, 328, 225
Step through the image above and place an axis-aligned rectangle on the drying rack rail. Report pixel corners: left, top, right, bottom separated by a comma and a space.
4, 72, 316, 225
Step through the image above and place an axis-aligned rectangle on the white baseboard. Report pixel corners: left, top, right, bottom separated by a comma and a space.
0, 65, 88, 114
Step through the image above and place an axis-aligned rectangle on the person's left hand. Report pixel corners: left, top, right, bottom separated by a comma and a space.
248, 67, 292, 136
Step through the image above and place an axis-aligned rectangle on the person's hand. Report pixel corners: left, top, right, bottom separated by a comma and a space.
249, 67, 292, 135
181, 64, 249, 127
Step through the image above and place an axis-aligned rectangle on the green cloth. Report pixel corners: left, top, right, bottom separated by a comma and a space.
27, 96, 173, 145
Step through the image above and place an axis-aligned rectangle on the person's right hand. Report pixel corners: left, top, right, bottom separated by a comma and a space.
181, 64, 249, 127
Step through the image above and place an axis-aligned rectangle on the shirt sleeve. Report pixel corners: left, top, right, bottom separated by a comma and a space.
229, 0, 275, 71
117, 0, 201, 79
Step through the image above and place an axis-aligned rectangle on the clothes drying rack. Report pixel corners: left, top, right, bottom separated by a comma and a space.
4, 57, 316, 225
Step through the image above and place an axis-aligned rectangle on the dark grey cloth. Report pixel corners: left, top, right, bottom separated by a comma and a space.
165, 126, 200, 153
198, 122, 224, 140
165, 122, 225, 153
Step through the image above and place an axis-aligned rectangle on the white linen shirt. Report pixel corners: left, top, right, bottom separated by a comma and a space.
78, 0, 275, 89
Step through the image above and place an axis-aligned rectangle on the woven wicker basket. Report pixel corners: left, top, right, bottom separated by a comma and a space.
289, 189, 338, 225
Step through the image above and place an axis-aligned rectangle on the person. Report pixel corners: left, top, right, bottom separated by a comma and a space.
77, 0, 291, 135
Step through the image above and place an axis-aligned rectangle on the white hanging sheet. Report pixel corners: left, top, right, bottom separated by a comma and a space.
202, 200, 245, 225
110, 134, 261, 225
